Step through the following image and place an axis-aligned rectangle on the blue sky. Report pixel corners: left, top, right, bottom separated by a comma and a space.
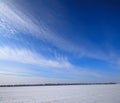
0, 0, 120, 84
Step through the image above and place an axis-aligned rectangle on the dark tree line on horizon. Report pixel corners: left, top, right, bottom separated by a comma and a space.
0, 82, 117, 87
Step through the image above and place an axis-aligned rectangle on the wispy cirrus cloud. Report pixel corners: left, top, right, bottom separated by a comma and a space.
0, 0, 119, 67
0, 0, 81, 53
0, 46, 102, 78
0, 46, 72, 69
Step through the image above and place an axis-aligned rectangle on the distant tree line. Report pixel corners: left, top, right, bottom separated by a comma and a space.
0, 82, 117, 87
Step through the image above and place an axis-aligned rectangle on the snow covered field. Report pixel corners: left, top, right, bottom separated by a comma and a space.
0, 84, 120, 103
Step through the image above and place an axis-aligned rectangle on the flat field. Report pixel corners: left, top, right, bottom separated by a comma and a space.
0, 84, 120, 103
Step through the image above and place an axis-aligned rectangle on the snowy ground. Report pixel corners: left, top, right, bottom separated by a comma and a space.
0, 84, 120, 103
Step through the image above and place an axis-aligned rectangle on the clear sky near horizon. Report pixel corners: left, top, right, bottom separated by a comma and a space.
0, 0, 120, 84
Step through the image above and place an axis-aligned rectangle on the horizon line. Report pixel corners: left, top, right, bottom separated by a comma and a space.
0, 82, 117, 87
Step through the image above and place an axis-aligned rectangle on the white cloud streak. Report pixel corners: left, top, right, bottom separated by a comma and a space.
0, 1, 119, 67
0, 46, 73, 69
0, 1, 81, 53
0, 46, 101, 78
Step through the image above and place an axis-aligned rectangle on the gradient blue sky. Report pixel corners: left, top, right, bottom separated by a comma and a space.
0, 0, 120, 84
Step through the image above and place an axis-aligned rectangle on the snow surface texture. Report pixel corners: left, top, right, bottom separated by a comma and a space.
0, 84, 120, 103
